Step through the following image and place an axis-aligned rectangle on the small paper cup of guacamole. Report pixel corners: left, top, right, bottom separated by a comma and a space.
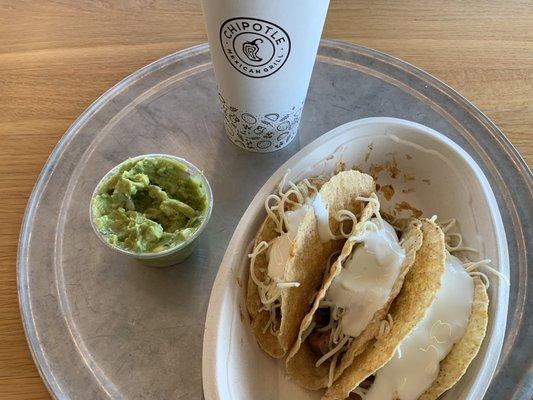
90, 154, 213, 267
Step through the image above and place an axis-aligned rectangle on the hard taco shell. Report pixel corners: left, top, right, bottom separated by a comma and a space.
419, 276, 489, 400
323, 218, 446, 400
286, 218, 424, 389
246, 171, 375, 358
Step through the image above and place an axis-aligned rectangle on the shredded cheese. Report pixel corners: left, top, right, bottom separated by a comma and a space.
356, 193, 383, 227
437, 218, 509, 289
334, 209, 359, 238
303, 178, 319, 194
277, 282, 301, 289
262, 302, 281, 334
445, 232, 478, 253
465, 259, 510, 288
264, 194, 283, 233
376, 314, 394, 342
328, 353, 340, 388
316, 335, 352, 368
352, 386, 368, 399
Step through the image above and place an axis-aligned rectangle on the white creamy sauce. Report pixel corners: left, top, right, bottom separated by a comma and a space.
267, 233, 293, 281
285, 205, 310, 234
366, 254, 474, 400
312, 193, 334, 243
327, 219, 406, 338
267, 205, 310, 281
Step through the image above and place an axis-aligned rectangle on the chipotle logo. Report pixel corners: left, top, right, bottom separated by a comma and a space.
219, 17, 291, 78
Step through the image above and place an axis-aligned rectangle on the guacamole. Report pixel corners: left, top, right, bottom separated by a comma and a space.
92, 157, 208, 253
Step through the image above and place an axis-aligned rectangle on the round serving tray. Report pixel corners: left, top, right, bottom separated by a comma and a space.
18, 40, 532, 399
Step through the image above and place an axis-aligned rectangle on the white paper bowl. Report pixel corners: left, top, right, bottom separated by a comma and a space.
202, 117, 509, 400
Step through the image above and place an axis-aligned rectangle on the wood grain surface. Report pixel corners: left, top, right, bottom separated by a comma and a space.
0, 0, 531, 398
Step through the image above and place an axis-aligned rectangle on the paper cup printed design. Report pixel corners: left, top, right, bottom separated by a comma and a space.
202, 0, 330, 152
220, 93, 303, 151
220, 18, 291, 79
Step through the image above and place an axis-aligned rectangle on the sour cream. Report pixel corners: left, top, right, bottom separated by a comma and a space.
327, 219, 405, 338
267, 188, 336, 281
267, 205, 310, 281
312, 193, 334, 243
366, 254, 474, 400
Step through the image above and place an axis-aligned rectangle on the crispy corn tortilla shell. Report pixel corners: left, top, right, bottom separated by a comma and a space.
246, 171, 375, 358
286, 218, 424, 390
419, 276, 489, 400
339, 275, 488, 400
246, 215, 287, 358
246, 177, 329, 358
246, 177, 330, 358
284, 202, 375, 384
334, 218, 424, 379
323, 219, 446, 400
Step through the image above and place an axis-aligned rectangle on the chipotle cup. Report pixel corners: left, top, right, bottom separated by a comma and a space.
202, 0, 330, 152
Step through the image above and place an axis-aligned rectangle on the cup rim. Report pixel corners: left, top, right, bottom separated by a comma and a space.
89, 153, 213, 259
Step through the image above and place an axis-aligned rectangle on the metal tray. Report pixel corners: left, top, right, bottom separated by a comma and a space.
18, 40, 532, 400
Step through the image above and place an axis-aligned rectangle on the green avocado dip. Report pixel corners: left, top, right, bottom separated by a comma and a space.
91, 157, 208, 253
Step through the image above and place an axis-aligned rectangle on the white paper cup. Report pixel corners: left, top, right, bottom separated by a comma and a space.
202, 0, 330, 152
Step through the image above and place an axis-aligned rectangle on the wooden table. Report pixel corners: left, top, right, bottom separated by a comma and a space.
0, 1, 531, 398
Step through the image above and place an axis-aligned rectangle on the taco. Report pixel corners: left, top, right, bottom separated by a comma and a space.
286, 196, 424, 389
323, 219, 489, 400
246, 170, 375, 358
